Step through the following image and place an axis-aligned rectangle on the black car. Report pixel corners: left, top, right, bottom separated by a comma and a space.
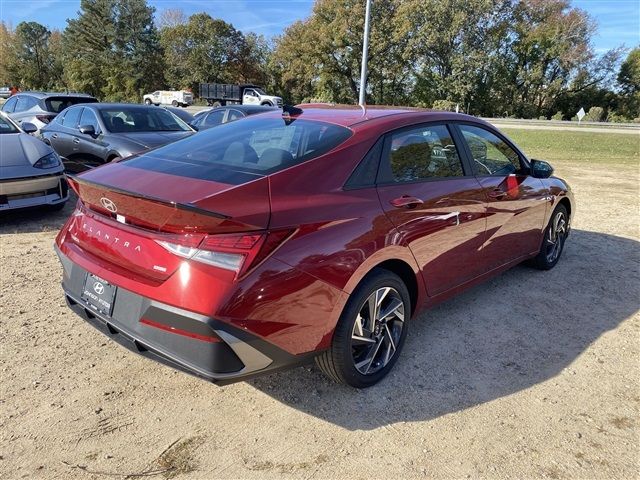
40, 103, 194, 170
190, 104, 276, 131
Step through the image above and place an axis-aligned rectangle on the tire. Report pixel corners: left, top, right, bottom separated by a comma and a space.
171, 100, 178, 107
315, 268, 411, 388
529, 204, 569, 270
212, 101, 222, 108
144, 98, 152, 105
261, 101, 273, 107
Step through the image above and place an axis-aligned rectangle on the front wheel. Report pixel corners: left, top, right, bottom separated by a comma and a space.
529, 204, 569, 270
171, 100, 178, 107
315, 269, 410, 388
144, 98, 152, 105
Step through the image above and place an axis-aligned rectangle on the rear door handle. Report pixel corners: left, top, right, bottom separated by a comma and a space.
73, 138, 80, 144
391, 196, 424, 209
488, 189, 506, 199
51, 133, 58, 139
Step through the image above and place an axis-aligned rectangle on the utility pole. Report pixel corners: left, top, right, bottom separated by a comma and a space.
359, 0, 372, 106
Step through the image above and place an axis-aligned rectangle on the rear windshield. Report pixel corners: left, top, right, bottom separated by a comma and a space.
45, 96, 97, 113
123, 117, 352, 182
100, 108, 192, 133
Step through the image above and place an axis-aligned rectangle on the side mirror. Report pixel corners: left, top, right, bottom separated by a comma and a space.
79, 124, 96, 135
21, 122, 37, 134
530, 159, 554, 179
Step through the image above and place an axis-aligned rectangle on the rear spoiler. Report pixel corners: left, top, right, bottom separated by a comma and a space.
66, 174, 230, 220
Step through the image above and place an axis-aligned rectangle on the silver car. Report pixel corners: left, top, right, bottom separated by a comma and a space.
1, 91, 98, 132
0, 112, 69, 211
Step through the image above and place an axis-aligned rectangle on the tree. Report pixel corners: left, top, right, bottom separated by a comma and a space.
64, 0, 164, 101
616, 47, 640, 119
0, 22, 16, 86
159, 13, 244, 91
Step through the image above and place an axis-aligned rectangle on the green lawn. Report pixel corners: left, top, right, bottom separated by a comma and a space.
504, 128, 640, 166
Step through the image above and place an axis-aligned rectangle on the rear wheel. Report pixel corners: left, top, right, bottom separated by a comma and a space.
529, 204, 568, 270
171, 100, 178, 107
316, 269, 410, 388
144, 98, 152, 105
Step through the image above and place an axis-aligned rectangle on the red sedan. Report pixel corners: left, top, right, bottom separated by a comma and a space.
55, 105, 573, 387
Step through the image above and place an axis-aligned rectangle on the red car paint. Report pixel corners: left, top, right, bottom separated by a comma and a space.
55, 106, 574, 381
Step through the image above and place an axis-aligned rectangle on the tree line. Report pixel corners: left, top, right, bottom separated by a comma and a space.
0, 0, 638, 121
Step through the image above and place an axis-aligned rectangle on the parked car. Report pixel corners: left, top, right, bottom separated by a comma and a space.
143, 90, 193, 107
189, 104, 276, 130
0, 112, 68, 211
55, 105, 573, 387
0, 86, 11, 99
1, 92, 98, 132
199, 83, 282, 107
40, 103, 195, 170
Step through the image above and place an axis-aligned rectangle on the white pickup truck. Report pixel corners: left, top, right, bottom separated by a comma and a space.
143, 90, 193, 108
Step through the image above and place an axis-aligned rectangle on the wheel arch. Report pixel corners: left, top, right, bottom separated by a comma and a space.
372, 259, 420, 316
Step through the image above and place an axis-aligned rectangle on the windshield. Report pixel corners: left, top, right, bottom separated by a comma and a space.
254, 88, 266, 95
45, 96, 98, 113
123, 117, 352, 183
100, 108, 192, 133
0, 115, 19, 134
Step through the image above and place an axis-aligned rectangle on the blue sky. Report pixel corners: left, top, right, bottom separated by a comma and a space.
0, 0, 638, 51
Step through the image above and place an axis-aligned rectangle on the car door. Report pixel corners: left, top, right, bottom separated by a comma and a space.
456, 124, 549, 270
75, 107, 109, 166
376, 123, 488, 296
55, 106, 84, 158
242, 89, 259, 105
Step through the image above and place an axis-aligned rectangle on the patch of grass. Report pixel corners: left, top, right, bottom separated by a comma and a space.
504, 129, 640, 166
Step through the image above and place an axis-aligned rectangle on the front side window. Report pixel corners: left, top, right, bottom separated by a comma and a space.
204, 110, 225, 127
384, 124, 464, 183
79, 108, 100, 132
123, 117, 352, 182
459, 125, 523, 176
62, 107, 83, 128
99, 108, 191, 133
15, 96, 37, 112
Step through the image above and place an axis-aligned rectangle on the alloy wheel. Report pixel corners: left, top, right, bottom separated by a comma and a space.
350, 287, 405, 375
545, 211, 567, 263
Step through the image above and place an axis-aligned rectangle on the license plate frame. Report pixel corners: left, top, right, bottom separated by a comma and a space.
81, 273, 116, 317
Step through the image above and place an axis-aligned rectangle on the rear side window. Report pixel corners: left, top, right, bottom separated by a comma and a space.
2, 96, 18, 112
44, 96, 97, 113
204, 110, 225, 127
62, 107, 83, 128
124, 117, 352, 183
15, 96, 38, 112
382, 124, 464, 183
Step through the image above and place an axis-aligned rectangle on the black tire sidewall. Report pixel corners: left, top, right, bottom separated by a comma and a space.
332, 269, 411, 388
536, 204, 568, 269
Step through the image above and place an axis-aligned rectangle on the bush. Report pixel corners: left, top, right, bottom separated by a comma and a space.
584, 106, 605, 122
431, 99, 457, 111
538, 115, 547, 120
552, 111, 563, 121
607, 112, 631, 123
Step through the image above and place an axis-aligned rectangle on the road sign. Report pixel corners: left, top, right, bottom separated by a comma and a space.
577, 107, 586, 123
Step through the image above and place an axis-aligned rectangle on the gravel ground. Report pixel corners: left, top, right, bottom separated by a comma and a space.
0, 160, 638, 479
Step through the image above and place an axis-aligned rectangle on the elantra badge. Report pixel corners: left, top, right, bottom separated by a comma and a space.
100, 197, 117, 213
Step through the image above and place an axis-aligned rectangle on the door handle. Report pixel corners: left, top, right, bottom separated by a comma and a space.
488, 189, 506, 200
391, 196, 424, 209
73, 138, 80, 144
51, 133, 58, 139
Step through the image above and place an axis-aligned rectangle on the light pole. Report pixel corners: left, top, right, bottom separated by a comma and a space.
359, 0, 372, 106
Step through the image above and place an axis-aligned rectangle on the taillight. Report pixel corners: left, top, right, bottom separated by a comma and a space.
36, 114, 56, 124
156, 230, 294, 277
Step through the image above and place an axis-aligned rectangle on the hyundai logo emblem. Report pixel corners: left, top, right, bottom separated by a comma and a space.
100, 197, 117, 213
93, 281, 105, 295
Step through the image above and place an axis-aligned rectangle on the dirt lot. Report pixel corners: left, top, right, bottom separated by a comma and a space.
1, 153, 639, 478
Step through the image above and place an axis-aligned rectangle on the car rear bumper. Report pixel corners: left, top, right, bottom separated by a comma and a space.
56, 246, 313, 384
0, 174, 68, 210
